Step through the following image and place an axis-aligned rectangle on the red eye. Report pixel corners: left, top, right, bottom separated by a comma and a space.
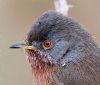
42, 40, 53, 49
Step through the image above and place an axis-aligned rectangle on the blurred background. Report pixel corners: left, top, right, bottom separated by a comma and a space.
0, 0, 100, 85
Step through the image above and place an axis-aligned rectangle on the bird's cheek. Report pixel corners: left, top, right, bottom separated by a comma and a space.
48, 50, 68, 65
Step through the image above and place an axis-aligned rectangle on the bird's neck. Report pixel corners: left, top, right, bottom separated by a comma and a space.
31, 67, 57, 85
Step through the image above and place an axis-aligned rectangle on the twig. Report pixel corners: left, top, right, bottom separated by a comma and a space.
54, 0, 72, 15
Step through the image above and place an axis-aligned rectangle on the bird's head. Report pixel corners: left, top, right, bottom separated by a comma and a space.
10, 11, 97, 73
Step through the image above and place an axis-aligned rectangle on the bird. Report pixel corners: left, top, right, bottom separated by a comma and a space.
10, 11, 100, 85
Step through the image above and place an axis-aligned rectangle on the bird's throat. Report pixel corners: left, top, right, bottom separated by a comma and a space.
25, 49, 58, 85
32, 66, 57, 85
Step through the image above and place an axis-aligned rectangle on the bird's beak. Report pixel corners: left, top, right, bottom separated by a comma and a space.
10, 41, 36, 50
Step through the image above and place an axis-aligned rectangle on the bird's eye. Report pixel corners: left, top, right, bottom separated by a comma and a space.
42, 40, 53, 49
